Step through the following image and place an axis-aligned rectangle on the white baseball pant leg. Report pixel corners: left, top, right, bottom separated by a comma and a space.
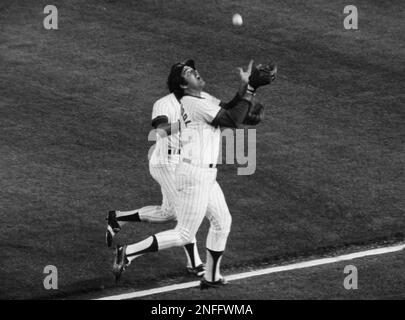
155, 163, 231, 255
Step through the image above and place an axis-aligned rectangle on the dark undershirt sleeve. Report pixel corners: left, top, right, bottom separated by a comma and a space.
151, 115, 169, 129
219, 93, 241, 110
211, 99, 251, 128
211, 109, 237, 128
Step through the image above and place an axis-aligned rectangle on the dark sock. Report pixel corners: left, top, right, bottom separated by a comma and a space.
126, 235, 158, 258
207, 248, 223, 282
184, 243, 196, 268
117, 212, 141, 222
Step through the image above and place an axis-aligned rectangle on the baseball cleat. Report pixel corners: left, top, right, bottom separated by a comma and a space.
112, 244, 129, 283
187, 264, 205, 277
105, 210, 121, 247
200, 277, 228, 290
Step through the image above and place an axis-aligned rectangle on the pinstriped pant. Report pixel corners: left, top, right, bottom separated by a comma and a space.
173, 162, 232, 252
147, 163, 178, 221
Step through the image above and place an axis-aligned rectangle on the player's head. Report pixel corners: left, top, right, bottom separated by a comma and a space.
167, 59, 205, 99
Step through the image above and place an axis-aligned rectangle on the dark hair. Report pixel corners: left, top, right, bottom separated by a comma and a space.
167, 59, 195, 99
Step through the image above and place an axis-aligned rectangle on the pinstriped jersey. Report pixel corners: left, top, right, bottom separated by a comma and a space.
180, 92, 222, 166
150, 93, 181, 165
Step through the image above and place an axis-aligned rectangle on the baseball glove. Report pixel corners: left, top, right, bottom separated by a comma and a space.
243, 102, 265, 125
248, 62, 277, 90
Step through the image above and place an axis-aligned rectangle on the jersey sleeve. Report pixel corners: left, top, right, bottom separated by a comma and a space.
151, 100, 169, 120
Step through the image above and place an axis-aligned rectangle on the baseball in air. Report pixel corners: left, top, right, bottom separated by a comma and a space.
232, 14, 243, 26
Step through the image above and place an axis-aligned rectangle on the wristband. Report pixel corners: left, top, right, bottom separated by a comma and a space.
246, 84, 256, 94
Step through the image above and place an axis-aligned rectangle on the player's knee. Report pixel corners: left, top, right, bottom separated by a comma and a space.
175, 226, 193, 245
220, 213, 232, 233
163, 212, 177, 221
161, 206, 176, 220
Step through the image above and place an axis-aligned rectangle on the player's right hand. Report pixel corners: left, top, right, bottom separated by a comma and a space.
237, 60, 254, 84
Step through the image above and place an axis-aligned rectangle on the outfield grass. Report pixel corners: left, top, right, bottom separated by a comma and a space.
0, 0, 403, 299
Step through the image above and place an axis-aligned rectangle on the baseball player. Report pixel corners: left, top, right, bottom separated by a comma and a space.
105, 76, 205, 276
112, 59, 276, 288
106, 59, 259, 277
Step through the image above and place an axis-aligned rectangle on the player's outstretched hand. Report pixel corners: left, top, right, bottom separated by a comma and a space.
248, 62, 277, 91
237, 60, 254, 84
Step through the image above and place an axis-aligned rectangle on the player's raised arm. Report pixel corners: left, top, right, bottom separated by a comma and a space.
219, 60, 253, 110
219, 60, 276, 110
211, 92, 253, 128
212, 61, 277, 128
168, 58, 275, 129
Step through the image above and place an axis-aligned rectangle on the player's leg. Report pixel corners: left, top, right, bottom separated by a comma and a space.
106, 205, 168, 247
125, 166, 209, 261
158, 165, 205, 274
183, 240, 204, 275
112, 209, 203, 273
150, 164, 204, 274
109, 164, 204, 275
113, 165, 210, 281
116, 165, 177, 224
201, 181, 232, 288
114, 221, 205, 284
151, 164, 204, 273
114, 192, 175, 224
114, 205, 168, 225
105, 165, 176, 247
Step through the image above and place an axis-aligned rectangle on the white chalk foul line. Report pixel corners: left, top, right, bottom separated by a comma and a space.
95, 243, 405, 300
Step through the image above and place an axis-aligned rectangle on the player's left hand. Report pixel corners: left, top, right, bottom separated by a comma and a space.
237, 60, 254, 84
248, 62, 277, 91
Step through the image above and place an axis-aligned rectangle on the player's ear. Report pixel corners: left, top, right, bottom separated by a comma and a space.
179, 75, 188, 90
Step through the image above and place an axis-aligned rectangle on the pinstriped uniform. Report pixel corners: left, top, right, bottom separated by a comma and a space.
145, 92, 225, 225
172, 93, 232, 252
125, 92, 230, 280
132, 93, 202, 268
140, 94, 182, 222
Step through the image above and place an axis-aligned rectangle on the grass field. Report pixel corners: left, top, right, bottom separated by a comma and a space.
0, 0, 404, 299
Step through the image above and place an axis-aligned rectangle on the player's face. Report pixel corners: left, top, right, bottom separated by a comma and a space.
182, 66, 205, 91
